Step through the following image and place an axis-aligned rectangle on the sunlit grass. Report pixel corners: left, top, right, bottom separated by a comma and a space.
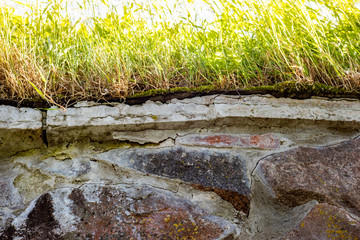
0, 0, 359, 104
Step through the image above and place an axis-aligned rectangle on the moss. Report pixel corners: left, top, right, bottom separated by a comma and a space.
245, 85, 275, 91
130, 85, 217, 98
191, 85, 217, 93
246, 81, 358, 96
131, 89, 169, 98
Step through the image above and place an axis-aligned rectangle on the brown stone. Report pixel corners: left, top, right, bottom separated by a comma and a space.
282, 204, 360, 240
255, 138, 360, 216
1, 184, 238, 239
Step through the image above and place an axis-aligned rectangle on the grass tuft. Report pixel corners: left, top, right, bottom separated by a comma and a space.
1, 0, 360, 105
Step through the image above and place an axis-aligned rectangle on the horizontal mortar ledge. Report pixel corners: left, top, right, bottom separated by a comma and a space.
47, 95, 360, 128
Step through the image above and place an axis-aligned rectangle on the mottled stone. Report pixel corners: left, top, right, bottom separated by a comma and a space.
0, 129, 44, 159
282, 204, 360, 240
1, 193, 63, 240
0, 106, 44, 158
15, 157, 91, 178
95, 146, 251, 214
13, 170, 57, 204
1, 184, 239, 239
255, 138, 360, 216
177, 134, 279, 149
0, 180, 23, 210
0, 164, 24, 214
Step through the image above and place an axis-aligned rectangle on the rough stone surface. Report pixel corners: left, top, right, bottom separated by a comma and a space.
46, 95, 360, 144
255, 137, 360, 216
177, 134, 280, 149
0, 184, 240, 239
0, 106, 44, 158
1, 95, 360, 239
282, 203, 360, 240
0, 106, 42, 130
112, 129, 178, 144
213, 95, 360, 122
95, 146, 251, 214
0, 129, 45, 159
47, 100, 212, 128
0, 163, 24, 212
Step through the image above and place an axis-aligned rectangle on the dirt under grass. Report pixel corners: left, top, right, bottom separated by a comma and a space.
1, 0, 360, 107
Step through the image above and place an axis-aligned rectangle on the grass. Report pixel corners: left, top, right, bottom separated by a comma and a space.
0, 0, 360, 106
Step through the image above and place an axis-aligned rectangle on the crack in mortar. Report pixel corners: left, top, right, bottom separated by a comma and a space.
41, 111, 48, 147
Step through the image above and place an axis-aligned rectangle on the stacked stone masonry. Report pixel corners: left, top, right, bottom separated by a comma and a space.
0, 94, 360, 239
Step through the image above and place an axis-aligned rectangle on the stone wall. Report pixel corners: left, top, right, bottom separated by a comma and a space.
0, 94, 359, 239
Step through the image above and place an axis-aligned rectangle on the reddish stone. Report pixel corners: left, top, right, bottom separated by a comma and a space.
69, 187, 224, 239
177, 134, 279, 149
203, 135, 238, 146
1, 184, 238, 239
240, 134, 279, 149
282, 204, 360, 240
256, 138, 360, 216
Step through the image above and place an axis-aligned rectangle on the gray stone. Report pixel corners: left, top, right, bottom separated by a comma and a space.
95, 146, 251, 214
0, 106, 42, 130
0, 163, 24, 211
214, 95, 360, 122
112, 129, 177, 144
15, 157, 91, 178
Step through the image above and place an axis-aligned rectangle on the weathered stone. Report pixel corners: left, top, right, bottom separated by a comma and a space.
177, 134, 279, 149
1, 184, 239, 239
255, 138, 360, 216
2, 143, 241, 226
0, 129, 45, 159
0, 164, 24, 213
46, 95, 360, 144
214, 95, 360, 123
12, 168, 60, 205
14, 157, 91, 178
46, 100, 213, 144
0, 180, 23, 210
282, 204, 360, 239
2, 95, 360, 238
0, 106, 44, 158
1, 193, 63, 240
95, 146, 251, 214
112, 129, 177, 144
0, 106, 42, 130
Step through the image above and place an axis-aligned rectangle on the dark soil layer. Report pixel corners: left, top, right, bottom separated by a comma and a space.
1, 82, 359, 108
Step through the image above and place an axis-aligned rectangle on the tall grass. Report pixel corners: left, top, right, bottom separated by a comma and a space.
0, 0, 359, 103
